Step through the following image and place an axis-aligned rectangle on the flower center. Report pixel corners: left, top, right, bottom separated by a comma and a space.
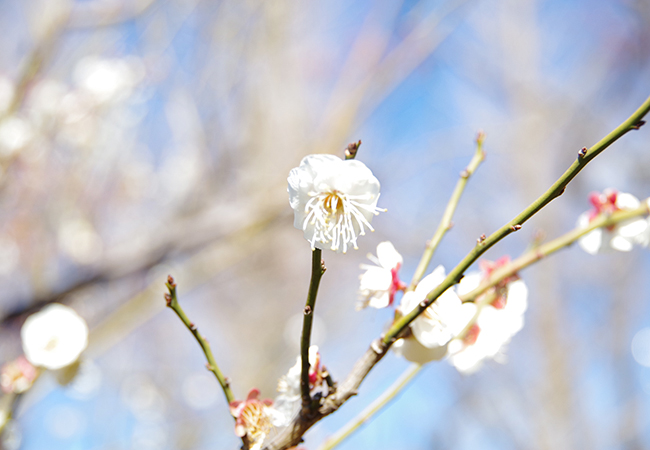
240, 402, 272, 445
303, 189, 382, 253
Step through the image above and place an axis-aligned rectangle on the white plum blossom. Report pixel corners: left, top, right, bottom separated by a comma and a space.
358, 241, 405, 309
1, 356, 38, 394
577, 189, 649, 254
229, 388, 283, 450
274, 346, 328, 427
448, 258, 528, 374
288, 154, 384, 253
73, 56, 144, 104
393, 266, 465, 364
21, 304, 89, 370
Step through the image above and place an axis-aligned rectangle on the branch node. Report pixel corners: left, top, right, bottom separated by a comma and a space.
578, 147, 588, 159
477, 234, 486, 245
631, 120, 646, 130
164, 293, 172, 306
345, 140, 362, 160
321, 259, 327, 274
460, 169, 469, 179
510, 224, 522, 231
304, 305, 312, 315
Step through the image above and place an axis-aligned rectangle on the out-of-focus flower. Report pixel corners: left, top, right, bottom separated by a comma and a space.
358, 241, 405, 309
393, 266, 465, 364
577, 189, 648, 254
275, 346, 328, 427
57, 216, 103, 264
448, 259, 528, 374
74, 56, 144, 104
0, 116, 34, 157
1, 356, 38, 394
21, 304, 89, 370
287, 154, 384, 253
230, 388, 281, 450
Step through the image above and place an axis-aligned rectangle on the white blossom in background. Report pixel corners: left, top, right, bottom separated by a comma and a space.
1, 356, 37, 394
393, 266, 465, 364
274, 345, 328, 427
448, 258, 528, 374
577, 189, 648, 254
229, 388, 283, 450
74, 56, 144, 105
358, 241, 405, 309
21, 304, 89, 370
0, 116, 34, 157
287, 154, 384, 253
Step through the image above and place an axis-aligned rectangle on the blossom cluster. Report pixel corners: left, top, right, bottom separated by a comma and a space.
229, 346, 329, 449
353, 240, 529, 372
577, 189, 650, 254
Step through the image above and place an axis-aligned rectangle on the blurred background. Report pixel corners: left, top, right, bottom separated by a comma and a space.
0, 0, 649, 449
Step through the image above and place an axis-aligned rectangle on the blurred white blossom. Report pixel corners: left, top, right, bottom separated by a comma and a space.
358, 241, 405, 309
577, 189, 648, 254
0, 116, 34, 157
274, 345, 328, 427
21, 303, 89, 370
393, 266, 465, 364
74, 56, 144, 105
448, 259, 528, 374
287, 154, 384, 253
57, 217, 103, 264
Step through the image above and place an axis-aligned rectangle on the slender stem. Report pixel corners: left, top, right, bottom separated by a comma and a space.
317, 364, 423, 450
409, 132, 486, 289
320, 133, 485, 450
460, 200, 650, 304
384, 95, 650, 345
265, 95, 650, 450
164, 276, 235, 406
301, 248, 325, 408
452, 200, 650, 340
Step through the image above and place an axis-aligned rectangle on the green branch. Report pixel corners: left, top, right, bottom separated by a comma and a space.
460, 200, 650, 304
301, 249, 326, 408
409, 131, 486, 289
164, 276, 235, 406
384, 94, 650, 345
317, 364, 423, 450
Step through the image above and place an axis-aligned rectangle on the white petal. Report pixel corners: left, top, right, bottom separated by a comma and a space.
615, 192, 640, 210
375, 241, 402, 269
392, 337, 447, 364
617, 218, 648, 238
505, 280, 528, 315
359, 266, 392, 292
455, 271, 482, 296
578, 229, 603, 255
610, 235, 633, 252
415, 265, 446, 296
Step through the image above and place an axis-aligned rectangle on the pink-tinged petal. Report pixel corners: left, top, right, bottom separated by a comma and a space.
246, 388, 261, 401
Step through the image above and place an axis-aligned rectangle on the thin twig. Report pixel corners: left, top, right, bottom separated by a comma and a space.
300, 249, 325, 409
316, 364, 423, 450
385, 94, 650, 345
321, 132, 485, 450
263, 94, 650, 450
460, 200, 650, 304
409, 131, 486, 289
164, 275, 235, 406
